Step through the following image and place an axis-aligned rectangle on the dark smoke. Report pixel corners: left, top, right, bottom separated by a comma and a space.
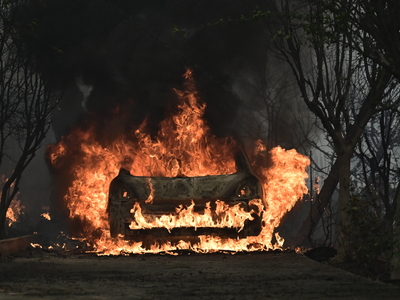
20, 0, 284, 143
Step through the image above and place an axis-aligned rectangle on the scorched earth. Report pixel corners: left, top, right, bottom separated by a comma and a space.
0, 250, 399, 300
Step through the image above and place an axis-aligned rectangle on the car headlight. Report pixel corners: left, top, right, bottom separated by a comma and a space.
236, 179, 256, 198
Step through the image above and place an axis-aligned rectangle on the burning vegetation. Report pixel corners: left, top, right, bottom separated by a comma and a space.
6, 199, 24, 228
47, 70, 310, 255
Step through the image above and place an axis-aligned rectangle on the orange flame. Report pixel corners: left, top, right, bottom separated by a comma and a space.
1, 176, 24, 227
129, 199, 257, 233
6, 199, 24, 227
48, 69, 310, 254
41, 212, 51, 220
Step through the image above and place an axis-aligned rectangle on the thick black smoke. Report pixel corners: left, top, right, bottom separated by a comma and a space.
21, 0, 280, 143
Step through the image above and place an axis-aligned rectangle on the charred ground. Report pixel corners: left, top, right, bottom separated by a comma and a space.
0, 248, 399, 300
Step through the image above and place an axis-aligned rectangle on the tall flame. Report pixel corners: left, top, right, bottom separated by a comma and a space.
48, 69, 310, 255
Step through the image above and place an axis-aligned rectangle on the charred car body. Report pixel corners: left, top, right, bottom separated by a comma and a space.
107, 150, 264, 240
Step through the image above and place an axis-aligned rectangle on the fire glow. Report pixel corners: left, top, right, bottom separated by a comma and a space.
129, 199, 263, 233
6, 199, 24, 227
48, 69, 310, 255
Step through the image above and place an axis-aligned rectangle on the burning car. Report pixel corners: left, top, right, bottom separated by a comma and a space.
107, 149, 265, 240
47, 69, 310, 253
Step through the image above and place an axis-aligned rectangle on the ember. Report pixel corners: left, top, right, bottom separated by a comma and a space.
41, 212, 51, 221
48, 69, 310, 255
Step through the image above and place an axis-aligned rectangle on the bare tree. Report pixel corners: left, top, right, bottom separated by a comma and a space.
267, 0, 395, 248
355, 109, 400, 222
336, 0, 400, 81
349, 99, 400, 261
0, 0, 59, 238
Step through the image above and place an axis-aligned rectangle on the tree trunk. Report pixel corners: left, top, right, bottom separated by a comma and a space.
336, 152, 352, 254
294, 158, 339, 246
294, 152, 352, 249
0, 205, 7, 239
0, 162, 23, 239
391, 181, 400, 279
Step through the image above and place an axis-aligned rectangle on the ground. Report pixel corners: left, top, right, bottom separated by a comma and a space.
0, 250, 399, 299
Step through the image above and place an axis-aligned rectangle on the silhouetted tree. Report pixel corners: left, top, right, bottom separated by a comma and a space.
0, 0, 59, 238
335, 0, 400, 81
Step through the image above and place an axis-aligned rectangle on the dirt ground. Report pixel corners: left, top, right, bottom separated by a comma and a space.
0, 250, 399, 300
